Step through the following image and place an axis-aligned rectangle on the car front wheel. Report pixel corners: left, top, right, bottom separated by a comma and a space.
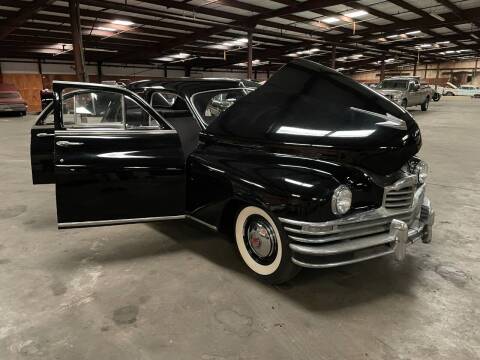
421, 97, 429, 111
234, 206, 300, 284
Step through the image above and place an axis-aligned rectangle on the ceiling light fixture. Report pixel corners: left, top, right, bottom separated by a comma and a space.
171, 52, 190, 59
96, 26, 116, 32
386, 34, 399, 39
112, 19, 134, 26
471, 34, 480, 39
405, 30, 421, 35
322, 17, 339, 24
342, 10, 369, 18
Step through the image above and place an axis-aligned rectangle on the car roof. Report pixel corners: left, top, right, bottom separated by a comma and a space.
128, 78, 259, 97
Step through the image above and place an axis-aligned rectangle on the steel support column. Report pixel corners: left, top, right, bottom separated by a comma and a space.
69, 0, 87, 82
97, 61, 102, 83
37, 58, 44, 88
247, 29, 253, 79
380, 58, 385, 81
413, 62, 417, 76
435, 62, 440, 91
331, 45, 336, 69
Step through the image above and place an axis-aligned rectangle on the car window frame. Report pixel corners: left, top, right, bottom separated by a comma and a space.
189, 87, 257, 128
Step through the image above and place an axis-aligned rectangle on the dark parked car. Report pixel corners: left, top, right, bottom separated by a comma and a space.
40, 89, 54, 110
30, 60, 434, 284
0, 83, 27, 116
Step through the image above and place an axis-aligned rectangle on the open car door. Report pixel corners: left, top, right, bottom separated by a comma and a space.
51, 81, 185, 228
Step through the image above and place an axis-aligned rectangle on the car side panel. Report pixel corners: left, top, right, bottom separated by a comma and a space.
187, 141, 386, 229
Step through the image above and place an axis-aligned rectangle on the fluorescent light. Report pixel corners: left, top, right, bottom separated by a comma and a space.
154, 57, 174, 61
471, 34, 479, 40
386, 34, 399, 39
221, 38, 249, 47
322, 17, 339, 24
97, 26, 116, 32
430, 13, 445, 21
343, 10, 368, 18
419, 43, 432, 48
436, 41, 450, 45
445, 50, 455, 54
171, 52, 190, 59
405, 30, 421, 35
85, 48, 118, 53
112, 19, 134, 26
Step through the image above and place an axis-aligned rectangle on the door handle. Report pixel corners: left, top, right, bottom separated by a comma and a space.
37, 132, 54, 138
56, 140, 84, 147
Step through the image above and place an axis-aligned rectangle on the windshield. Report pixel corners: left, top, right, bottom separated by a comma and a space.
377, 80, 409, 90
191, 88, 255, 125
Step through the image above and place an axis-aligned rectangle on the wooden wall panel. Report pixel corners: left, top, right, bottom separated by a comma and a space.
2, 74, 44, 113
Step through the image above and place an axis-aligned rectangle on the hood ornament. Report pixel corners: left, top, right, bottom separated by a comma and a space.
350, 107, 407, 130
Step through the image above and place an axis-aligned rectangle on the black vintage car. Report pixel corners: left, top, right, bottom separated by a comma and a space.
30, 59, 434, 284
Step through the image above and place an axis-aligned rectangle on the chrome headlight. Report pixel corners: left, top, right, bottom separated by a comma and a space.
414, 160, 428, 184
331, 185, 352, 215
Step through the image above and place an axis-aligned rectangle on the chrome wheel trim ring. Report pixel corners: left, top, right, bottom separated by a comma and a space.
245, 216, 277, 262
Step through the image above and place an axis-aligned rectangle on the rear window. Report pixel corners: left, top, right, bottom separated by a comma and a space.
377, 80, 408, 90
0, 92, 21, 99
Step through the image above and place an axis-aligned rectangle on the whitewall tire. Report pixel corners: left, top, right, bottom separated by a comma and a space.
234, 206, 300, 284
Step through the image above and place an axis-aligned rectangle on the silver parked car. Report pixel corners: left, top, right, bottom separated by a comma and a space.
376, 76, 431, 111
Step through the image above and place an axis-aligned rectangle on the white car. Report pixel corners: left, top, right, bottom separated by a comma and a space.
441, 83, 480, 96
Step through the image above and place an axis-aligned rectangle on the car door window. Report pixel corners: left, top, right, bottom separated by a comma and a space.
191, 88, 255, 125
151, 91, 191, 118
125, 96, 160, 129
60, 90, 160, 130
62, 90, 123, 128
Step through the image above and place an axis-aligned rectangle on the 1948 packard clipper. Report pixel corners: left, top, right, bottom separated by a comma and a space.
30, 59, 434, 284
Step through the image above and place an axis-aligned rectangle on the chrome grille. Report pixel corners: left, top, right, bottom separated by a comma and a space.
384, 182, 415, 210
279, 176, 422, 245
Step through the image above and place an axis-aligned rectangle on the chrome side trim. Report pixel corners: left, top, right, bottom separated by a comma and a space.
58, 215, 186, 228
55, 129, 177, 135
186, 215, 218, 231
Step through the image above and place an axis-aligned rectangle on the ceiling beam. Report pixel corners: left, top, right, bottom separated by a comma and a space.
0, 0, 56, 40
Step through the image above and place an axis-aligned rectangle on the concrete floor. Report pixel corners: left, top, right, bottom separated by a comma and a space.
0, 96, 479, 359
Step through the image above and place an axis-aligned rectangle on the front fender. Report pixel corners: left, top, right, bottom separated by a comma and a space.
187, 145, 384, 226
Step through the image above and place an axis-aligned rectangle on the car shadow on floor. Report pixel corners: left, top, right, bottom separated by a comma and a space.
148, 219, 421, 312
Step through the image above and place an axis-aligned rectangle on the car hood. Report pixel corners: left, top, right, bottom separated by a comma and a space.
206, 59, 422, 175
376, 89, 404, 96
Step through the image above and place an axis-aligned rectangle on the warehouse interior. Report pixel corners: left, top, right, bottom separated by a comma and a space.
0, 0, 479, 359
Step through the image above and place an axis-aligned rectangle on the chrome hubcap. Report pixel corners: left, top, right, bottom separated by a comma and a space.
246, 220, 275, 259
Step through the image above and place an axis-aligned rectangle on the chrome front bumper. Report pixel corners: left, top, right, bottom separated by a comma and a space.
280, 186, 434, 269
